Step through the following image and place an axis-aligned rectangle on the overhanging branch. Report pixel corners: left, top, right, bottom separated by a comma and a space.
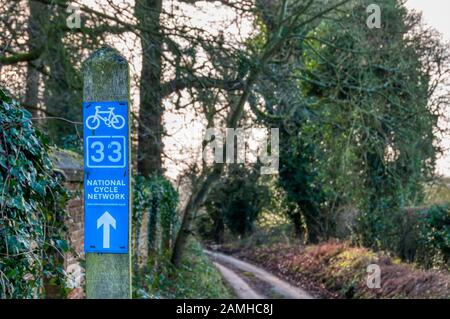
0, 47, 44, 65
161, 76, 244, 97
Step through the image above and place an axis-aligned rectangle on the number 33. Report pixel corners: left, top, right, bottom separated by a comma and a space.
90, 141, 122, 163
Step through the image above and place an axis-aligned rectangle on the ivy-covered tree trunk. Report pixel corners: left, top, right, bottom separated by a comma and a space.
278, 127, 327, 243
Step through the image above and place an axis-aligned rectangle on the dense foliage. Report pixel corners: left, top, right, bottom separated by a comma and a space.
202, 165, 270, 240
419, 204, 450, 266
0, 88, 68, 298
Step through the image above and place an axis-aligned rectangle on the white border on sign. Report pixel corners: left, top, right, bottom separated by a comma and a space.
86, 136, 127, 168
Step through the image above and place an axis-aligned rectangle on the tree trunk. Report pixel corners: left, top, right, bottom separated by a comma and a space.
135, 0, 163, 176
171, 166, 223, 266
212, 215, 225, 243
24, 1, 46, 117
292, 213, 303, 239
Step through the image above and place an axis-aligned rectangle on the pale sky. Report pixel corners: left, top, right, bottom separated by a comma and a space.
406, 0, 450, 41
406, 1, 450, 176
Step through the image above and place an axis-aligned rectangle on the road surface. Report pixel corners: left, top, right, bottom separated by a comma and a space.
204, 249, 313, 299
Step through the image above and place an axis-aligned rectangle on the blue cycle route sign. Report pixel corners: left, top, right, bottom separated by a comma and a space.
83, 101, 129, 253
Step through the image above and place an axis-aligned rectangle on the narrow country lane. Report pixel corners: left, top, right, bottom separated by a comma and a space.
212, 262, 265, 299
204, 250, 313, 299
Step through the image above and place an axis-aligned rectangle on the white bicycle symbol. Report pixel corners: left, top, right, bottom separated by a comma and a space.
86, 106, 126, 130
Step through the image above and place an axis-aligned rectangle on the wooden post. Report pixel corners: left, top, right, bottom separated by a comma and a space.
83, 47, 132, 299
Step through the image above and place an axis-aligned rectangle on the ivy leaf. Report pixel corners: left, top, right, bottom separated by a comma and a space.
31, 181, 46, 196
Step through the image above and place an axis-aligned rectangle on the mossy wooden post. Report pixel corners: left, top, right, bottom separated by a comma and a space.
83, 47, 132, 299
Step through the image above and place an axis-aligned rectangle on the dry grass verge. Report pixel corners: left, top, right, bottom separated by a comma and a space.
222, 241, 450, 299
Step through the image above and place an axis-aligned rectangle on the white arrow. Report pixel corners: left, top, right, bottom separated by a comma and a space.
97, 211, 116, 249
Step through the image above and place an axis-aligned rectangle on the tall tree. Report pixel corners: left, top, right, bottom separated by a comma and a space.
253, 0, 450, 245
